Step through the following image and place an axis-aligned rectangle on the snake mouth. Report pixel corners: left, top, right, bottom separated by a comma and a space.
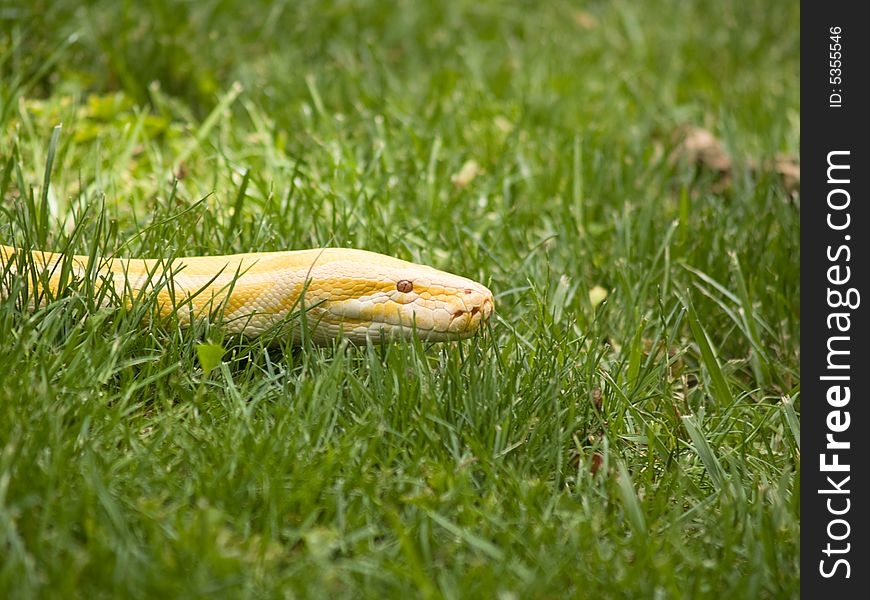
447, 290, 494, 336
479, 296, 494, 318
454, 295, 493, 319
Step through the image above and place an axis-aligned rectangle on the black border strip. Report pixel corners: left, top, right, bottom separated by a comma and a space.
802, 2, 869, 595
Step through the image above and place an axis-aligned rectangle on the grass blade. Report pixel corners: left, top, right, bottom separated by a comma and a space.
37, 124, 62, 246
616, 462, 648, 536
682, 414, 727, 491
683, 294, 733, 407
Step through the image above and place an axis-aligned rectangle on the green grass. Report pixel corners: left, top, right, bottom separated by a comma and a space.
1, 0, 800, 597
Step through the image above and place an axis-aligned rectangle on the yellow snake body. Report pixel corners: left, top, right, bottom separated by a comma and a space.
0, 245, 493, 344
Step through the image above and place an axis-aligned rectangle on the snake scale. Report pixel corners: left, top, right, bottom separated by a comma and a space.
0, 245, 494, 344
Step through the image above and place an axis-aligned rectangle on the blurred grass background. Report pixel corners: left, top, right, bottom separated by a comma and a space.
1, 0, 799, 597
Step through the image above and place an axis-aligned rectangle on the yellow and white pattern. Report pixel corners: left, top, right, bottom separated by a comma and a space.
0, 245, 494, 343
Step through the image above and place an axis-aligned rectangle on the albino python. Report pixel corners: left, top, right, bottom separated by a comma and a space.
0, 245, 494, 344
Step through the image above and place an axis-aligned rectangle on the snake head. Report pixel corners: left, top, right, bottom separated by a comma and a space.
303, 249, 494, 343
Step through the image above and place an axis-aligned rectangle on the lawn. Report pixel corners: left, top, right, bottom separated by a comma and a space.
0, 0, 800, 597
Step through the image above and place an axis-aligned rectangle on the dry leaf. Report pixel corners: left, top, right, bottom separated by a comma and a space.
774, 154, 800, 194
590, 452, 604, 475
670, 125, 732, 173
451, 159, 481, 188
573, 10, 599, 30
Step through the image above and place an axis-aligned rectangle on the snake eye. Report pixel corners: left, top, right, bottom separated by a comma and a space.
396, 279, 413, 293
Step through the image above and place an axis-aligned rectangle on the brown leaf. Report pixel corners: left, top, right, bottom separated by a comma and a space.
451, 160, 481, 188
774, 154, 800, 194
573, 11, 598, 30
591, 387, 602, 411
670, 125, 732, 173
590, 452, 604, 475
